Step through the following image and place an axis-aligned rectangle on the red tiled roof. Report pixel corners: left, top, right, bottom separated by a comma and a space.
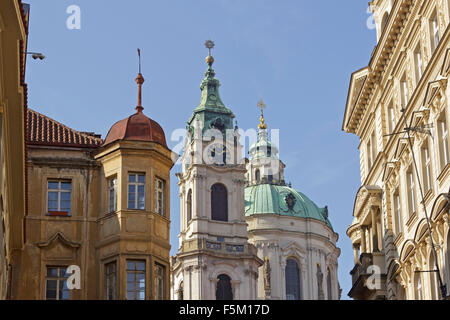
27, 108, 103, 148
103, 109, 168, 148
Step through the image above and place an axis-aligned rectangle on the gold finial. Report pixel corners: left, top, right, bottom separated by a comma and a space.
257, 99, 267, 129
205, 40, 215, 65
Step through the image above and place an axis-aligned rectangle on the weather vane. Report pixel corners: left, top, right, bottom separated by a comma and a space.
205, 40, 215, 56
137, 48, 142, 74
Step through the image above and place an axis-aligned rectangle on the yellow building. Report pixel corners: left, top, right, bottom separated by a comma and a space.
0, 0, 28, 300
343, 0, 450, 300
14, 70, 175, 299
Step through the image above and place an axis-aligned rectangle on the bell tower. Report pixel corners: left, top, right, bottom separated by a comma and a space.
171, 41, 262, 300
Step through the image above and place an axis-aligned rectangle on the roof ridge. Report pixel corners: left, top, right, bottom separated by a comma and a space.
28, 108, 103, 143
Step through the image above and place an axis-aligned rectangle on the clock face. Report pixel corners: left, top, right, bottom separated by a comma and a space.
206, 143, 231, 165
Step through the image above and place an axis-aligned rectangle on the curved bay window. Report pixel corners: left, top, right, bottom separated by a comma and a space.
216, 274, 233, 300
187, 189, 192, 223
211, 183, 228, 222
285, 259, 301, 300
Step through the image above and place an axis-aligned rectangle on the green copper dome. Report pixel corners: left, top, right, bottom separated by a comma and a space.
245, 184, 333, 230
187, 55, 235, 137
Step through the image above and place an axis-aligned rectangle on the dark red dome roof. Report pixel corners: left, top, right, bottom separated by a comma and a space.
103, 109, 167, 148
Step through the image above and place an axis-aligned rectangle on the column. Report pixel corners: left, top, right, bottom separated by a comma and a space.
361, 227, 367, 254
371, 208, 379, 252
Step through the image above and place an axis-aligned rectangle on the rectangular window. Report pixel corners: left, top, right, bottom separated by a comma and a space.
431, 12, 440, 52
105, 262, 117, 300
128, 173, 145, 210
154, 263, 165, 300
387, 102, 396, 134
108, 177, 117, 214
438, 115, 449, 170
46, 266, 70, 300
367, 139, 373, 171
421, 144, 432, 193
407, 169, 416, 217
400, 75, 408, 110
155, 178, 165, 216
393, 190, 402, 235
414, 44, 423, 82
47, 180, 72, 216
126, 260, 146, 300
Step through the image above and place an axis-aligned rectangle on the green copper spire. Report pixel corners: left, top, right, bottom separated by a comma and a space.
187, 41, 235, 136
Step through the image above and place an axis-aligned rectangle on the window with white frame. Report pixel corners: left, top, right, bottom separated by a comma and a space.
128, 173, 145, 210
430, 12, 440, 52
154, 263, 165, 300
414, 44, 423, 82
406, 168, 416, 217
47, 180, 72, 216
393, 189, 402, 236
400, 75, 408, 109
387, 102, 396, 134
155, 177, 165, 216
108, 177, 117, 214
438, 114, 449, 170
421, 143, 432, 193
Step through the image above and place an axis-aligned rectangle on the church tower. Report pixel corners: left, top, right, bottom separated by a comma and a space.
171, 42, 262, 300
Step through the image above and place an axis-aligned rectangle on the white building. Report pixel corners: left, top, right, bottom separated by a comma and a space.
245, 112, 341, 300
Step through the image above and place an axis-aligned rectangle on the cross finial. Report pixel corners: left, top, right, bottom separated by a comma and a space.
205, 40, 215, 56
257, 99, 267, 129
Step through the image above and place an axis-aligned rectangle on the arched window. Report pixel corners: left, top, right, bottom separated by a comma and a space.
285, 259, 301, 300
414, 272, 422, 300
211, 184, 228, 222
255, 169, 260, 183
429, 253, 440, 300
327, 268, 332, 300
216, 274, 233, 300
187, 189, 192, 223
381, 12, 389, 32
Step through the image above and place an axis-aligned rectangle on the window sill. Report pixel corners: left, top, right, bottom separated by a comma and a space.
437, 163, 450, 186
406, 212, 418, 230
394, 232, 404, 247
48, 211, 70, 217
423, 188, 434, 206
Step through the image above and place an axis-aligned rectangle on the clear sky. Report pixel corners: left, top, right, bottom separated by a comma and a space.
24, 0, 377, 299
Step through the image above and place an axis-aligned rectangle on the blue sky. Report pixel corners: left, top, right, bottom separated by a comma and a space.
25, 0, 376, 299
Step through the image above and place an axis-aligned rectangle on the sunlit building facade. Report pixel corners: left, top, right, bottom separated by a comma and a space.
343, 0, 450, 300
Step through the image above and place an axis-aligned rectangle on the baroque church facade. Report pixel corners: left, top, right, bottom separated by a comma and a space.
171, 48, 340, 300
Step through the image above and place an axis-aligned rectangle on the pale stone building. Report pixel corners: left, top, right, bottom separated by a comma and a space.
0, 0, 28, 300
245, 113, 340, 300
171, 50, 263, 300
343, 0, 450, 300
